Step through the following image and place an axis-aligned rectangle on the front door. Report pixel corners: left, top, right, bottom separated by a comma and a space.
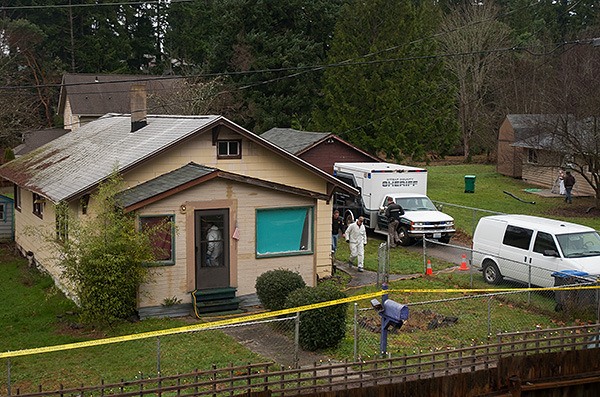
195, 209, 230, 289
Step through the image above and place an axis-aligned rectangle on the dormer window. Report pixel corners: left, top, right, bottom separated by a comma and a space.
217, 140, 241, 159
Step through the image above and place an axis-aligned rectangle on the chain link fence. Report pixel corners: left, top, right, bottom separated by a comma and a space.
5, 281, 600, 395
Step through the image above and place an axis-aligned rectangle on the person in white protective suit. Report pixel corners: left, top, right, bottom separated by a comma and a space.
206, 224, 223, 266
345, 216, 367, 272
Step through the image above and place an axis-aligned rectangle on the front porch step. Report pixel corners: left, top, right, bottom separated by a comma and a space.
196, 298, 242, 314
194, 287, 237, 302
193, 287, 240, 315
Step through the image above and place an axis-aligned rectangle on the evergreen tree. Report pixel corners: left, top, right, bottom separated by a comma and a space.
314, 0, 459, 161
166, 0, 348, 132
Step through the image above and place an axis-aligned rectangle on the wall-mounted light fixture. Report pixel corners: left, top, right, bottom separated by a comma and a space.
180, 204, 187, 214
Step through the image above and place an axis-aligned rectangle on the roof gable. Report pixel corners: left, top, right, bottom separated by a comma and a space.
0, 115, 357, 203
261, 128, 380, 161
261, 128, 329, 154
117, 162, 329, 212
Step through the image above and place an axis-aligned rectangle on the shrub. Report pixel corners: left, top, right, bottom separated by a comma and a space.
57, 173, 157, 325
285, 282, 347, 351
255, 269, 306, 311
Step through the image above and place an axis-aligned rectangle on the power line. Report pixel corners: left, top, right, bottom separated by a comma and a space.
0, 0, 192, 11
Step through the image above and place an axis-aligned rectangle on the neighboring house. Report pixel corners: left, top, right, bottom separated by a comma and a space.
499, 114, 594, 196
13, 128, 70, 157
0, 88, 356, 318
261, 128, 381, 174
0, 194, 14, 241
58, 73, 183, 131
497, 114, 561, 178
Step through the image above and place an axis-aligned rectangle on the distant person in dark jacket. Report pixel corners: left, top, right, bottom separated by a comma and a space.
384, 197, 404, 247
331, 210, 346, 254
564, 171, 576, 204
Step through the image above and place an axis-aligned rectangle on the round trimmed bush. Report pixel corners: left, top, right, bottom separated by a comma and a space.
255, 269, 306, 311
285, 282, 347, 351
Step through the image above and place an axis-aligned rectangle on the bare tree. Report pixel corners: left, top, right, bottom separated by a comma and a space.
526, 40, 600, 206
437, 1, 512, 161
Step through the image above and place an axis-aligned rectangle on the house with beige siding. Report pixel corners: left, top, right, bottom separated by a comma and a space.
0, 88, 356, 318
505, 114, 595, 197
58, 73, 183, 131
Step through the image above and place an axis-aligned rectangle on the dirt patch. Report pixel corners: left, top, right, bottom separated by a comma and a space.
358, 309, 458, 333
544, 202, 600, 219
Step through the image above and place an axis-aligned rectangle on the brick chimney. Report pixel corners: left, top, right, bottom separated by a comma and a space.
130, 83, 147, 132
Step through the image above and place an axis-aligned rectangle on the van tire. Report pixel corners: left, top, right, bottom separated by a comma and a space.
397, 227, 412, 246
482, 261, 503, 285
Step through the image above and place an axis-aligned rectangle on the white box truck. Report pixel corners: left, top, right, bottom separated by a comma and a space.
333, 162, 455, 245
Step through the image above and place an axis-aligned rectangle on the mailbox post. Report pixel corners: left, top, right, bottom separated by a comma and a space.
371, 283, 409, 355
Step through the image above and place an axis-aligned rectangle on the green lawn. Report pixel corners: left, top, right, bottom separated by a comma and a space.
2, 164, 597, 391
426, 164, 600, 233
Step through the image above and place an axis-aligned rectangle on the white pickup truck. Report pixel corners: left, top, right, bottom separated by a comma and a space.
333, 162, 455, 245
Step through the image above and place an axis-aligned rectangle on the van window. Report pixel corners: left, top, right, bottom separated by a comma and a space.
533, 231, 557, 254
503, 225, 533, 250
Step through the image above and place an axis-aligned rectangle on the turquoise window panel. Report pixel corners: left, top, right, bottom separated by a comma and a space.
256, 207, 312, 256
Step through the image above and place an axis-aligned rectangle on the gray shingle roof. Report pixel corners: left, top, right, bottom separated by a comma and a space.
261, 128, 329, 154
59, 73, 184, 116
13, 128, 70, 156
117, 163, 215, 208
0, 114, 220, 203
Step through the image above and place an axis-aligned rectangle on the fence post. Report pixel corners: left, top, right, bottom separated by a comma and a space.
422, 236, 427, 274
527, 265, 532, 304
156, 336, 161, 376
294, 311, 300, 369
6, 358, 10, 397
353, 303, 358, 362
487, 297, 492, 336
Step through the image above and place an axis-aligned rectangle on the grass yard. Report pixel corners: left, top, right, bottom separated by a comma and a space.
2, 164, 598, 391
426, 164, 600, 234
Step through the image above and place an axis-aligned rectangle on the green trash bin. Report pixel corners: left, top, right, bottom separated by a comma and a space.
464, 175, 476, 193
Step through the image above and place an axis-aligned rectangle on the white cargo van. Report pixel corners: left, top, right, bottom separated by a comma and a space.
472, 215, 600, 287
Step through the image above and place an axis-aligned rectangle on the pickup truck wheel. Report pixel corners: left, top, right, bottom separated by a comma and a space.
482, 260, 503, 285
439, 236, 451, 244
397, 227, 412, 246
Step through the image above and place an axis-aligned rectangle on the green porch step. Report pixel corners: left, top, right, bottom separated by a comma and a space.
193, 287, 240, 314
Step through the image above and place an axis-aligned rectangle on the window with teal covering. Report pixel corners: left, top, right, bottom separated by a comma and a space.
256, 207, 313, 257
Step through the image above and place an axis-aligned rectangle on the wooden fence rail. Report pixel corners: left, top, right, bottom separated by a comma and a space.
9, 324, 600, 397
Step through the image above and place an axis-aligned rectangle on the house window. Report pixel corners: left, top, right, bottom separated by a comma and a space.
14, 185, 21, 211
217, 140, 241, 159
32, 193, 44, 219
527, 149, 538, 164
55, 202, 69, 242
140, 215, 175, 264
0, 203, 4, 221
256, 207, 313, 257
80, 194, 90, 215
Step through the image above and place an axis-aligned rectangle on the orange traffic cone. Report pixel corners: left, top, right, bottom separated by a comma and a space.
459, 253, 469, 271
425, 260, 433, 275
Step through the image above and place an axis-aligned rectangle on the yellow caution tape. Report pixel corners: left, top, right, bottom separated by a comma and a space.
2, 285, 599, 359
0, 290, 384, 359
387, 286, 600, 294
